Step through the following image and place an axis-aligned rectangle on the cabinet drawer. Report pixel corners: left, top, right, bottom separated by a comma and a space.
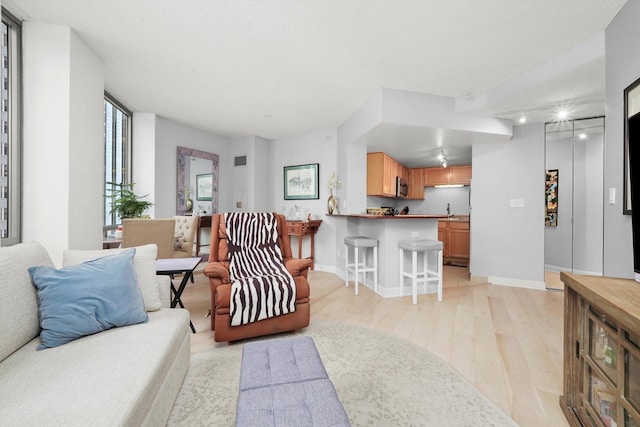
448, 222, 469, 230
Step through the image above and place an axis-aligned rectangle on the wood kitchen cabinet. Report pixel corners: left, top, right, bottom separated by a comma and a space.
424, 165, 472, 186
559, 273, 640, 427
438, 220, 470, 265
367, 152, 400, 197
408, 168, 425, 200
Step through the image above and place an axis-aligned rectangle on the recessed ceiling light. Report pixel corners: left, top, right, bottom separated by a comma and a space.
557, 110, 568, 120
519, 116, 526, 124
579, 133, 587, 140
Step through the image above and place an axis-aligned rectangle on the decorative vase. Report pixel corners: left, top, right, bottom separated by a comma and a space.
327, 190, 337, 214
186, 198, 193, 212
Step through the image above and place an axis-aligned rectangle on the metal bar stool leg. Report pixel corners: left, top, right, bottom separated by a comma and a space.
354, 246, 360, 296
373, 246, 378, 294
412, 249, 418, 304
344, 243, 349, 288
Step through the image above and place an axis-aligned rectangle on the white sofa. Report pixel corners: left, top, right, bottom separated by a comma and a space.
0, 242, 191, 426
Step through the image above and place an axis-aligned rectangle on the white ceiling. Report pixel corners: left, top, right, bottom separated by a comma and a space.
3, 0, 627, 165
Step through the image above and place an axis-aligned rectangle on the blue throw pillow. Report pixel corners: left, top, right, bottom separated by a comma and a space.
29, 248, 149, 350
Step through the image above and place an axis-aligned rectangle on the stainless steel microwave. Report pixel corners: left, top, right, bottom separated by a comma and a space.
396, 177, 408, 198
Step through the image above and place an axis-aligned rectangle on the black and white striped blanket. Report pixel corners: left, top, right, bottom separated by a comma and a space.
225, 212, 296, 326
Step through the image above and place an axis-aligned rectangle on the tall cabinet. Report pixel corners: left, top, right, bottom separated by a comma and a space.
560, 273, 640, 427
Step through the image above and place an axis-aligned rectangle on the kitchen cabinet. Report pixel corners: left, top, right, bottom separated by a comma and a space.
408, 168, 425, 200
559, 273, 640, 427
367, 152, 400, 197
425, 167, 447, 186
424, 165, 472, 186
438, 220, 470, 264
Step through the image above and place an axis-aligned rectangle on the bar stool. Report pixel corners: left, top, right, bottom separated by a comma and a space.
398, 239, 443, 304
344, 236, 378, 295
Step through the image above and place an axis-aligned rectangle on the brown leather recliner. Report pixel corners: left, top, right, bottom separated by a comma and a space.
203, 213, 312, 342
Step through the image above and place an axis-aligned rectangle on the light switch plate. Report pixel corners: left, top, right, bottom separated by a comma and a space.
509, 199, 525, 208
609, 188, 616, 204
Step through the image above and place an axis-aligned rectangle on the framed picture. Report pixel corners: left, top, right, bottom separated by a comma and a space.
196, 173, 213, 201
545, 169, 558, 227
624, 76, 640, 214
284, 163, 319, 200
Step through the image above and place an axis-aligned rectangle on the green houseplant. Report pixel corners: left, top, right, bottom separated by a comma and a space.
106, 182, 153, 219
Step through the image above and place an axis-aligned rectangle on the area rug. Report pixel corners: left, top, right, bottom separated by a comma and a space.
167, 320, 517, 426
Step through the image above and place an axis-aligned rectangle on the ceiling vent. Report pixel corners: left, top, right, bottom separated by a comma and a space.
234, 156, 247, 166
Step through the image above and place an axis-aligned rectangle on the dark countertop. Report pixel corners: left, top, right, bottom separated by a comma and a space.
328, 214, 469, 222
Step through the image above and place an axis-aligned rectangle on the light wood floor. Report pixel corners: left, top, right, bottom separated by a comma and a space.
181, 264, 568, 427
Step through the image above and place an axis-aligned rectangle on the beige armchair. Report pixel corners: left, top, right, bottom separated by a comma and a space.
121, 219, 175, 259
172, 215, 198, 258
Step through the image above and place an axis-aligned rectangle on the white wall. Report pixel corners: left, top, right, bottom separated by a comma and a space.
132, 113, 157, 217
253, 136, 271, 211
604, 0, 640, 278
572, 129, 604, 275
152, 116, 232, 218
270, 129, 338, 270
229, 135, 271, 212
22, 22, 105, 265
471, 124, 546, 289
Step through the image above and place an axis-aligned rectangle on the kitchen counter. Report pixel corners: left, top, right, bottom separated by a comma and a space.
329, 214, 469, 222
329, 214, 446, 299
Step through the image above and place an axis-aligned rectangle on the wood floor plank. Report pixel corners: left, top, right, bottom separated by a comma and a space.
181, 264, 568, 426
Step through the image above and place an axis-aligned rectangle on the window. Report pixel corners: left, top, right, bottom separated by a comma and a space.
103, 94, 131, 234
1, 9, 21, 246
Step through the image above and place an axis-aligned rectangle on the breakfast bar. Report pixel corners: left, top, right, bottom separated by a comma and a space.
330, 214, 464, 299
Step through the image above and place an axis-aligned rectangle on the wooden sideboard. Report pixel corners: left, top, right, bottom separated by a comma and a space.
285, 219, 322, 269
560, 272, 640, 427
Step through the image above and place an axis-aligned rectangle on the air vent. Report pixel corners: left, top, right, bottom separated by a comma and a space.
234, 156, 247, 166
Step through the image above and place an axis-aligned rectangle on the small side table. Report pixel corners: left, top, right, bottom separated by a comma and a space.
102, 238, 121, 249
195, 215, 212, 256
285, 219, 322, 269
156, 257, 201, 333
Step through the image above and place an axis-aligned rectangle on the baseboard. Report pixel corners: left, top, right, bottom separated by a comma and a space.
488, 276, 546, 290
572, 268, 603, 276
544, 264, 570, 273
545, 265, 602, 276
313, 264, 338, 275
469, 274, 488, 284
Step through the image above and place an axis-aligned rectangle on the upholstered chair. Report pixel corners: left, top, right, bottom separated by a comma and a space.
172, 215, 198, 258
121, 219, 175, 260
203, 213, 312, 342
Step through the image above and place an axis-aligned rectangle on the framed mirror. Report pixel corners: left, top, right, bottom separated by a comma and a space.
624, 77, 640, 215
176, 146, 219, 215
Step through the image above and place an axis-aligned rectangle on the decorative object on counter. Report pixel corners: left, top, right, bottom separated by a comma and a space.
545, 169, 558, 227
399, 206, 409, 215
366, 207, 392, 216
327, 192, 337, 214
284, 163, 319, 200
327, 171, 340, 214
185, 188, 193, 213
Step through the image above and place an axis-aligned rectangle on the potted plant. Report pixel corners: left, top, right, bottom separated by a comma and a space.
106, 182, 153, 220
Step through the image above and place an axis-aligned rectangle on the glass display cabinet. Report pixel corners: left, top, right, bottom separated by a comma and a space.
560, 273, 640, 427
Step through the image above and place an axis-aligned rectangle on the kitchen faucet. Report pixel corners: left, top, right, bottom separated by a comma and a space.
447, 203, 451, 218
